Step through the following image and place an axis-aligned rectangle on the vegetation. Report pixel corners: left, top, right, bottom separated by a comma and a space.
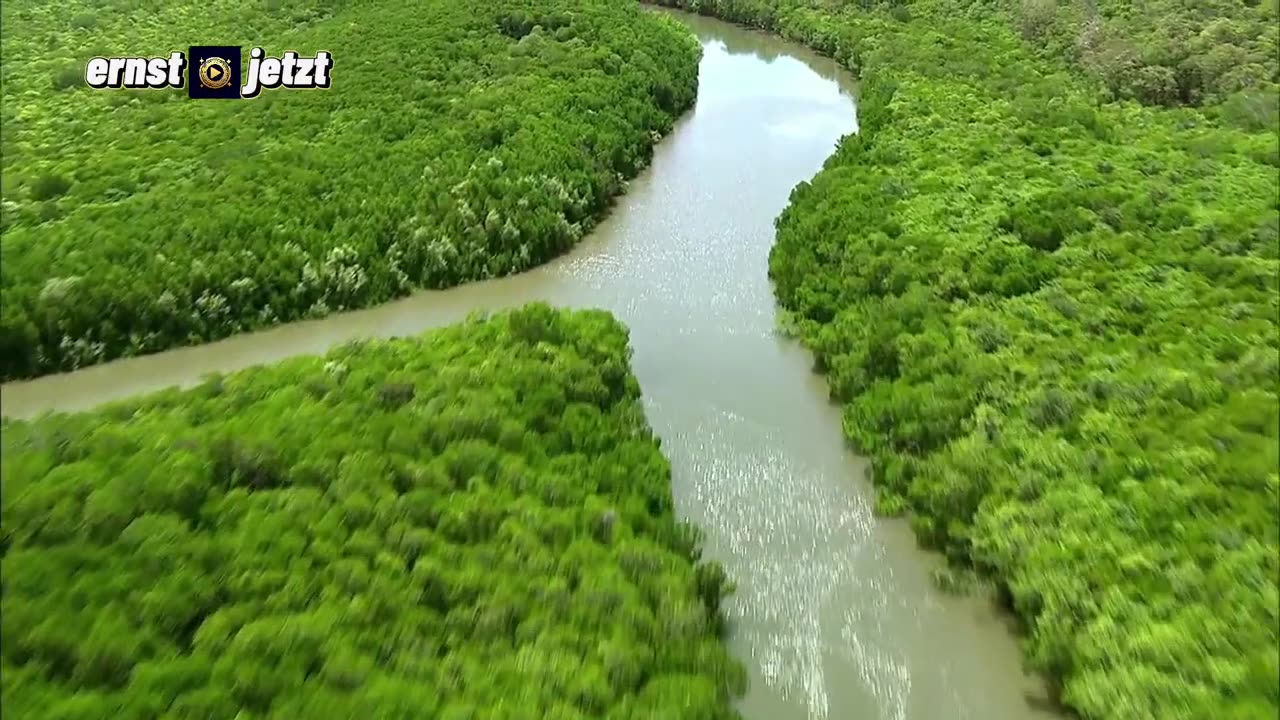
654, 1, 1279, 718
4, 0, 1276, 717
1012, 0, 1279, 108
0, 305, 747, 719
0, 0, 700, 380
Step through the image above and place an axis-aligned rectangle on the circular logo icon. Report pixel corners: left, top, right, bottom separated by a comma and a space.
198, 57, 232, 90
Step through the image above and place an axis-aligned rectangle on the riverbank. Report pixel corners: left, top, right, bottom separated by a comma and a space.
648, 1, 1280, 718
0, 0, 699, 380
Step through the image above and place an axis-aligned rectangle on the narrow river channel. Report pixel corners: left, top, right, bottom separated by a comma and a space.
2, 12, 1057, 720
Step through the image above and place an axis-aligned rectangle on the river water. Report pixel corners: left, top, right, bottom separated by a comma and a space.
1, 12, 1056, 720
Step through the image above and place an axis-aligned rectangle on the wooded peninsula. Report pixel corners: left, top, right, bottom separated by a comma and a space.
0, 0, 698, 380
2, 306, 746, 719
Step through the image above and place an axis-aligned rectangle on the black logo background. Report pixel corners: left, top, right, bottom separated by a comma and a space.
189, 46, 242, 99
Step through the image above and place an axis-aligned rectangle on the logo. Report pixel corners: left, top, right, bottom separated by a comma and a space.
197, 56, 233, 90
84, 52, 186, 90
240, 46, 334, 99
83, 46, 332, 100
188, 46, 242, 99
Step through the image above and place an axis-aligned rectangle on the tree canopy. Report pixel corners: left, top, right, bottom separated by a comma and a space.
654, 1, 1278, 718
0, 0, 701, 380
1, 304, 747, 719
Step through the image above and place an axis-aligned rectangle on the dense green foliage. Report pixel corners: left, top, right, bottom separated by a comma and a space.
1, 305, 746, 719
1012, 0, 1279, 108
655, 0, 1279, 718
0, 0, 700, 380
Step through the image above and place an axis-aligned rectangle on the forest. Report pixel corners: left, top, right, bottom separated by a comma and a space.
0, 0, 700, 380
3, 0, 1277, 718
650, 0, 1279, 719
0, 305, 747, 719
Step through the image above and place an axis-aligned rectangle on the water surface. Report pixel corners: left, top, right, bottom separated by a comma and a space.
1, 13, 1055, 720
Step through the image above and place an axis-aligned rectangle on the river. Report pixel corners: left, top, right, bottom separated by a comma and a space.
1, 12, 1057, 720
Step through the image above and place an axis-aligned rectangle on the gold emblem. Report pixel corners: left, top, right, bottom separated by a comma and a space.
198, 57, 232, 90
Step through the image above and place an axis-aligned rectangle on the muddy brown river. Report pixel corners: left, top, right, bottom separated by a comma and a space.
2, 12, 1057, 720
